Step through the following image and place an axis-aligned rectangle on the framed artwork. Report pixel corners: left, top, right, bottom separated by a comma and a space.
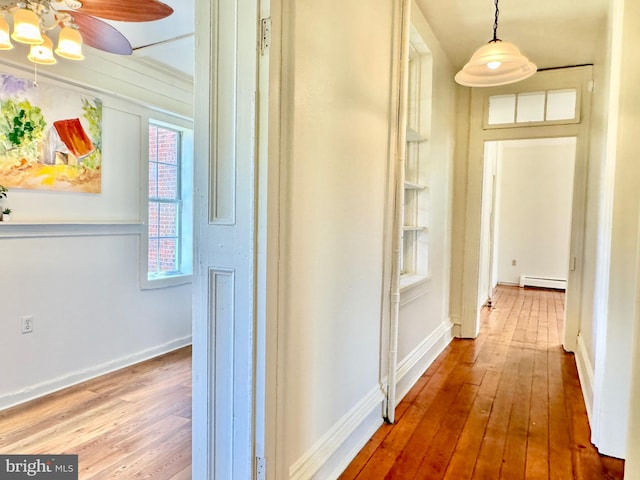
0, 73, 102, 193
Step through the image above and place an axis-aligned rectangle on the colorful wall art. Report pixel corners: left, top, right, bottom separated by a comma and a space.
0, 74, 102, 193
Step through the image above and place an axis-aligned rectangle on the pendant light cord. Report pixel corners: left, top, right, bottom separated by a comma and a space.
492, 0, 500, 42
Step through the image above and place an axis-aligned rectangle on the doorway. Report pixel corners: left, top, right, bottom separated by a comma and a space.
457, 66, 593, 353
479, 137, 577, 312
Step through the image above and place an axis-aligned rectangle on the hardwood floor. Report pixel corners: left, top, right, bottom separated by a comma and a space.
0, 289, 627, 479
0, 346, 191, 480
340, 286, 625, 480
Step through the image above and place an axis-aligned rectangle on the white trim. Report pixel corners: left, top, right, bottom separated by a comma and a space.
289, 386, 385, 480
324, 407, 384, 480
575, 334, 595, 423
591, 0, 623, 451
0, 336, 192, 412
395, 319, 453, 403
0, 222, 142, 238
399, 275, 431, 305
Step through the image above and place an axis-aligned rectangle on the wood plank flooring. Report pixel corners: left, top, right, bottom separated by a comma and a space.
0, 288, 627, 480
0, 346, 191, 480
340, 286, 625, 480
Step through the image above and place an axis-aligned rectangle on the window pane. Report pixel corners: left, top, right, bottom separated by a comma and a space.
158, 164, 178, 199
403, 231, 415, 274
159, 203, 178, 237
148, 239, 158, 272
148, 202, 159, 238
147, 121, 192, 285
405, 142, 419, 183
149, 161, 158, 198
403, 190, 418, 226
149, 126, 158, 161
546, 89, 577, 121
158, 128, 179, 165
488, 94, 516, 125
516, 92, 545, 123
159, 238, 178, 272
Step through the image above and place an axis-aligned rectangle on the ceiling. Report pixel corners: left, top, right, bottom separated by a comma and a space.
102, 0, 195, 77
100, 0, 607, 79
414, 0, 608, 71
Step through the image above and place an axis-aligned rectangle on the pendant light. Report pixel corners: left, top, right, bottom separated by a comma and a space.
455, 0, 536, 87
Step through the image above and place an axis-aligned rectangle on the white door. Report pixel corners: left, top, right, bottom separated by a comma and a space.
192, 0, 261, 477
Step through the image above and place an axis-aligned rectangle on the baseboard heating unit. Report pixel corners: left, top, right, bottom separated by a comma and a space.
519, 275, 567, 290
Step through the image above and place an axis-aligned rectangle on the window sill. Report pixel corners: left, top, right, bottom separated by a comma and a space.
140, 273, 193, 290
400, 274, 431, 306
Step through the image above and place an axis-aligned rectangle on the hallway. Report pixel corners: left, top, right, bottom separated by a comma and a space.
340, 286, 624, 479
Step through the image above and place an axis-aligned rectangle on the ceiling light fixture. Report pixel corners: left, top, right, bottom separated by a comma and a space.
27, 33, 55, 64
455, 0, 536, 87
1, 1, 84, 66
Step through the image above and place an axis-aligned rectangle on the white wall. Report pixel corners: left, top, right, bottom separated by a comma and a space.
277, 1, 456, 477
0, 57, 193, 410
396, 4, 455, 403
495, 138, 575, 285
280, 1, 393, 476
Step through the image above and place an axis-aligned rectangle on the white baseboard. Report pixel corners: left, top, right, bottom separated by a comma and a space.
288, 321, 453, 480
0, 335, 192, 411
289, 386, 385, 480
395, 319, 453, 405
575, 334, 595, 424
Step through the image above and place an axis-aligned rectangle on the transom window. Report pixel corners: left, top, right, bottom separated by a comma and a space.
487, 88, 578, 127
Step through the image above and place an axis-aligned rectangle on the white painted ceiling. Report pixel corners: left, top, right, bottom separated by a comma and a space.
414, 0, 608, 70
101, 0, 195, 77
104, 0, 607, 79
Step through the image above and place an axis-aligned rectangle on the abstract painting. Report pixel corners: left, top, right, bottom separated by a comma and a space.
0, 73, 102, 193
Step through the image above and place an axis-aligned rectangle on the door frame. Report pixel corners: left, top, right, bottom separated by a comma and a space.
459, 66, 593, 353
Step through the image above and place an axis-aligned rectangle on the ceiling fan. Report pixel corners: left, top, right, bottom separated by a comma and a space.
0, 0, 173, 61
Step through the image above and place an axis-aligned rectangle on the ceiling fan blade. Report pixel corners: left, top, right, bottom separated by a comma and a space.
71, 12, 132, 55
73, 0, 173, 22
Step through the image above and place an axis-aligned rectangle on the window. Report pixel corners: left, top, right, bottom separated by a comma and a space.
486, 88, 578, 127
400, 44, 432, 286
143, 120, 193, 288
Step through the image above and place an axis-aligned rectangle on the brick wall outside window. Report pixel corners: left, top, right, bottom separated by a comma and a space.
148, 125, 181, 277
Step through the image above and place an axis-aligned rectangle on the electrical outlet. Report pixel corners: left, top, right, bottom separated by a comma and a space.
21, 315, 33, 334
512, 259, 517, 266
